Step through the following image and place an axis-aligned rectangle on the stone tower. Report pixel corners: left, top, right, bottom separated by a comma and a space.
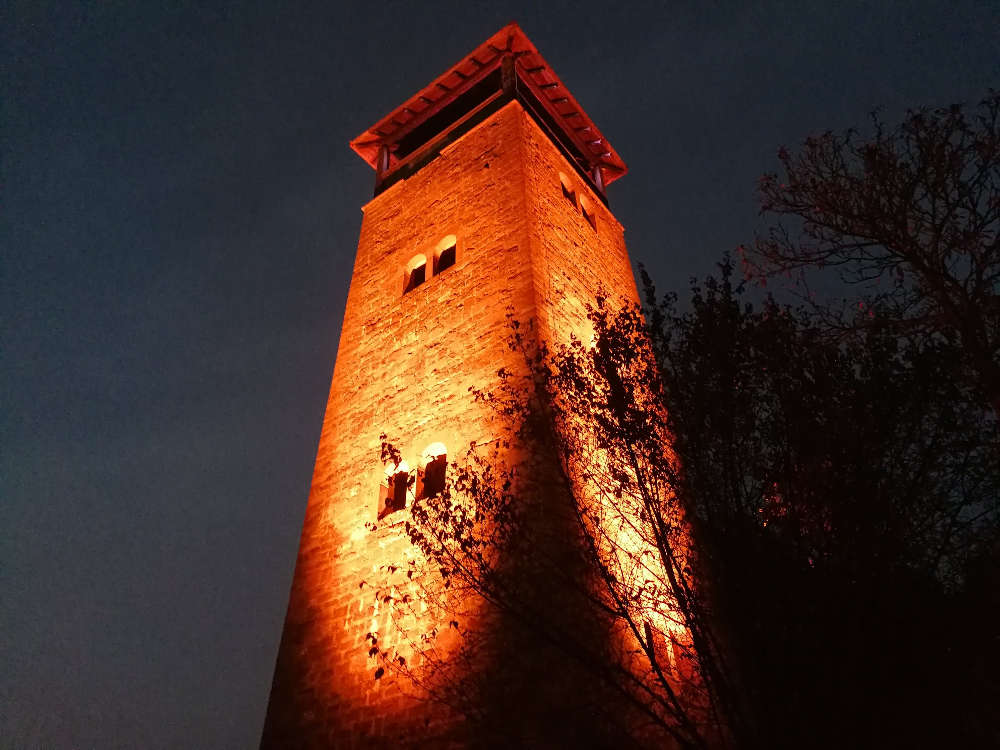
261, 23, 641, 747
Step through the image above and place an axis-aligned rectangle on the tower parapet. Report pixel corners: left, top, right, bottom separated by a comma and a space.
350, 23, 627, 200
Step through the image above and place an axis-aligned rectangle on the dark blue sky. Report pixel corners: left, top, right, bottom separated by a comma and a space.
2, 1, 995, 746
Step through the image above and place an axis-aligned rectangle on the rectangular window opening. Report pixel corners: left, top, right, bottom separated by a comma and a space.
561, 183, 576, 207
378, 471, 409, 519
420, 455, 447, 498
435, 244, 456, 274
404, 264, 426, 294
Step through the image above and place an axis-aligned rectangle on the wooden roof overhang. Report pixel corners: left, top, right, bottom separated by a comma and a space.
350, 23, 627, 201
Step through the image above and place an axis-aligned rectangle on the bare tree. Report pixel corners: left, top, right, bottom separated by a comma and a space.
645, 260, 1000, 747
746, 92, 1000, 417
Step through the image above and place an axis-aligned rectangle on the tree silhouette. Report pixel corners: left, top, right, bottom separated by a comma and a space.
646, 259, 999, 747
746, 92, 1000, 419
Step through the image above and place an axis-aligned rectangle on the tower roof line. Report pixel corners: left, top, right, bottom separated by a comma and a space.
349, 22, 627, 193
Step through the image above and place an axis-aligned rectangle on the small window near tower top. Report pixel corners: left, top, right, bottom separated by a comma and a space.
579, 196, 598, 231
559, 172, 576, 208
433, 235, 457, 275
403, 254, 427, 294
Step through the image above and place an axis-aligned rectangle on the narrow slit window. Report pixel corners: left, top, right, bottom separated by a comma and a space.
421, 455, 447, 497
434, 236, 457, 275
417, 443, 448, 499
403, 255, 427, 294
562, 182, 576, 206
378, 463, 411, 519
404, 263, 426, 293
559, 172, 576, 208
435, 244, 456, 274
579, 197, 598, 230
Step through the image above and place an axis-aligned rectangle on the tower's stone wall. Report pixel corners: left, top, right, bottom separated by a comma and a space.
521, 112, 639, 348
262, 101, 642, 748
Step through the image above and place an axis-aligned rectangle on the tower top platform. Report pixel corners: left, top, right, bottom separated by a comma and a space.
350, 23, 627, 197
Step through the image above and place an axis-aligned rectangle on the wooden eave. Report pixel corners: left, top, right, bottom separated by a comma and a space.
349, 23, 627, 188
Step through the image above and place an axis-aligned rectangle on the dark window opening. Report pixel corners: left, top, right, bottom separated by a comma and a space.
404, 263, 426, 293
561, 181, 576, 207
419, 454, 447, 498
378, 470, 410, 519
434, 244, 456, 275
581, 204, 597, 230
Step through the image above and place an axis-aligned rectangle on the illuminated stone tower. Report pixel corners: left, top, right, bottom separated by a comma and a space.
261, 24, 640, 747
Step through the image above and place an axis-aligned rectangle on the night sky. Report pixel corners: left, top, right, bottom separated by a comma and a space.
2, 1, 996, 747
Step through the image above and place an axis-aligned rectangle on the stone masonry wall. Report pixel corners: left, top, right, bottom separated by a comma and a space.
261, 101, 642, 748
521, 110, 639, 348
